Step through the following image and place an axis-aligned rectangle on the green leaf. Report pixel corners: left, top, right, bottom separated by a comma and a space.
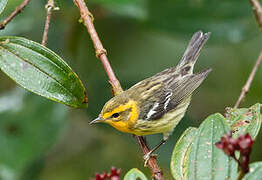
0, 36, 88, 108
170, 127, 198, 180
243, 162, 262, 180
0, 89, 67, 179
225, 103, 262, 139
185, 113, 238, 180
124, 168, 147, 180
0, 0, 8, 15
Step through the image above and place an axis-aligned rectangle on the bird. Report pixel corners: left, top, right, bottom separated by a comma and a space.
90, 31, 211, 165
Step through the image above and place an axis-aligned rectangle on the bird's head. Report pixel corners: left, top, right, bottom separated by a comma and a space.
90, 93, 139, 133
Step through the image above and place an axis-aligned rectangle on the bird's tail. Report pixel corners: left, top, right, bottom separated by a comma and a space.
177, 31, 210, 74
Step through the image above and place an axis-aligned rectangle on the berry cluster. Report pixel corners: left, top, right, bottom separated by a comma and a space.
91, 167, 121, 180
216, 132, 254, 173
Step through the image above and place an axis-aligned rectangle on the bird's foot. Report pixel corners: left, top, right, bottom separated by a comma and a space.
143, 152, 158, 167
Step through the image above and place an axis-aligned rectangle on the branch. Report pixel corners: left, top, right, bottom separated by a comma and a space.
73, 0, 122, 95
135, 136, 163, 179
234, 50, 262, 108
73, 0, 163, 179
0, 0, 31, 30
42, 0, 56, 46
249, 0, 262, 31
234, 0, 262, 108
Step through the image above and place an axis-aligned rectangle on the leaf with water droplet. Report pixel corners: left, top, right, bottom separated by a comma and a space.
0, 36, 88, 108
184, 113, 238, 180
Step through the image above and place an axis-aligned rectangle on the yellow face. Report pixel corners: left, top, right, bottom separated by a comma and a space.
98, 99, 139, 133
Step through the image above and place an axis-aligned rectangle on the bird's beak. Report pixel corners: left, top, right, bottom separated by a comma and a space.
89, 116, 104, 125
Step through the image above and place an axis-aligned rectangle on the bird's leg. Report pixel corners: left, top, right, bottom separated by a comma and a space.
141, 136, 147, 142
143, 139, 167, 167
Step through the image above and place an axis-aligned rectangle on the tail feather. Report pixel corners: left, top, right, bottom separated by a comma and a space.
169, 68, 212, 107
177, 31, 210, 74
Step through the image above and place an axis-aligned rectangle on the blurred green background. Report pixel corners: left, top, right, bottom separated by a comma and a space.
0, 0, 262, 179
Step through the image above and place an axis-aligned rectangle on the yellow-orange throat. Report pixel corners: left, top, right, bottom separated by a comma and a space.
102, 100, 139, 133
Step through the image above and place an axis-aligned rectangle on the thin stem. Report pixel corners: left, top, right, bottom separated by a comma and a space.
234, 0, 262, 108
231, 154, 244, 180
249, 0, 262, 32
135, 136, 163, 180
237, 171, 245, 180
73, 0, 164, 179
232, 153, 250, 180
42, 0, 55, 46
0, 0, 31, 30
234, 50, 262, 108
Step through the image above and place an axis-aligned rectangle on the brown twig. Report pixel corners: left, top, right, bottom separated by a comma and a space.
73, 0, 122, 95
73, 0, 164, 179
249, 0, 262, 31
42, 0, 55, 46
234, 0, 262, 108
234, 50, 262, 108
135, 136, 163, 179
0, 0, 31, 30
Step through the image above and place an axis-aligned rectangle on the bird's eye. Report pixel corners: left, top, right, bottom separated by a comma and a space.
111, 113, 120, 118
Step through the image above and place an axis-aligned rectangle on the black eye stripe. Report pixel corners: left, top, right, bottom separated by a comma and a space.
111, 113, 120, 118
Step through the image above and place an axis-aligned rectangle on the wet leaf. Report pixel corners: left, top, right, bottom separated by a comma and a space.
0, 36, 88, 108
185, 113, 238, 180
123, 168, 147, 180
170, 127, 198, 180
243, 162, 262, 180
225, 103, 261, 139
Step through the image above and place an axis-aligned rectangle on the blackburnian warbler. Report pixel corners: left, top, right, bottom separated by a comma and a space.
90, 31, 211, 165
